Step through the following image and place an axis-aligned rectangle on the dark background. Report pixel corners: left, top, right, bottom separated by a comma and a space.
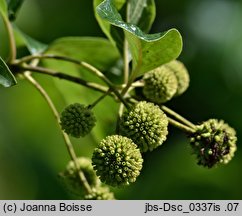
0, 0, 241, 199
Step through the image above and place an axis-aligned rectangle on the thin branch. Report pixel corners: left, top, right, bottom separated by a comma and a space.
123, 0, 130, 84
74, 61, 130, 109
18, 64, 109, 94
14, 54, 117, 91
14, 54, 116, 87
126, 97, 138, 105
88, 89, 111, 109
2, 15, 16, 62
121, 65, 140, 96
161, 105, 196, 129
123, 39, 129, 84
14, 54, 81, 65
127, 97, 196, 133
131, 80, 144, 88
24, 72, 92, 194
116, 103, 125, 134
14, 55, 130, 108
168, 117, 195, 134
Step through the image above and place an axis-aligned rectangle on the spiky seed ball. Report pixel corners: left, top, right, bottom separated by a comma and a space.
189, 119, 237, 168
59, 157, 100, 196
119, 101, 168, 152
60, 103, 96, 138
164, 60, 190, 96
84, 186, 115, 200
92, 135, 143, 187
143, 66, 178, 103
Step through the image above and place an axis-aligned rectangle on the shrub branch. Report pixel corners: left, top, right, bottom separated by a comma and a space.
23, 72, 92, 194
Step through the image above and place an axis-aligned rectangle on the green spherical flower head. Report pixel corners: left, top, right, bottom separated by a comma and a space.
189, 119, 237, 168
143, 66, 178, 103
59, 157, 100, 197
164, 60, 190, 96
92, 135, 143, 187
60, 103, 96, 138
119, 101, 168, 152
84, 186, 115, 200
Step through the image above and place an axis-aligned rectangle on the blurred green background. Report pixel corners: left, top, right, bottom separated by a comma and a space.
0, 0, 242, 199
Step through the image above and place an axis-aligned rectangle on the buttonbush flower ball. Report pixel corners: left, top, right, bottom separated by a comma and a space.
164, 60, 190, 96
92, 135, 143, 187
189, 119, 237, 168
119, 101, 168, 152
59, 157, 100, 196
60, 103, 96, 138
143, 66, 178, 103
84, 186, 115, 200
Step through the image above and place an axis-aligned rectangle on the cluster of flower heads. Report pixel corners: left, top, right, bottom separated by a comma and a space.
59, 157, 115, 200
142, 60, 190, 103
59, 59, 237, 199
138, 60, 237, 168
84, 186, 115, 200
90, 60, 190, 188
189, 119, 237, 168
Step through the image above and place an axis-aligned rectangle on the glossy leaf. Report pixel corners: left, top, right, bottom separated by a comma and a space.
97, 0, 182, 76
93, 0, 125, 52
128, 0, 157, 33
135, 0, 156, 33
128, 0, 147, 25
13, 26, 48, 54
93, 0, 125, 43
0, 56, 17, 87
94, 0, 156, 47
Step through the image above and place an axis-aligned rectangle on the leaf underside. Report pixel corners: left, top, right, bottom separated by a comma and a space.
96, 0, 183, 76
0, 56, 17, 87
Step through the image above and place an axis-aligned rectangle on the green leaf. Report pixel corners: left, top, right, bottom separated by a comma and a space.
93, 0, 125, 42
6, 0, 25, 21
125, 29, 182, 76
13, 25, 48, 54
134, 0, 156, 33
0, 0, 8, 18
94, 0, 156, 52
128, 0, 147, 25
97, 0, 182, 76
41, 37, 120, 141
44, 37, 120, 74
0, 56, 17, 87
128, 0, 156, 33
93, 0, 125, 52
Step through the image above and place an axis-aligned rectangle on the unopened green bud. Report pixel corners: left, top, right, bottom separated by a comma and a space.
60, 103, 96, 138
59, 157, 99, 196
